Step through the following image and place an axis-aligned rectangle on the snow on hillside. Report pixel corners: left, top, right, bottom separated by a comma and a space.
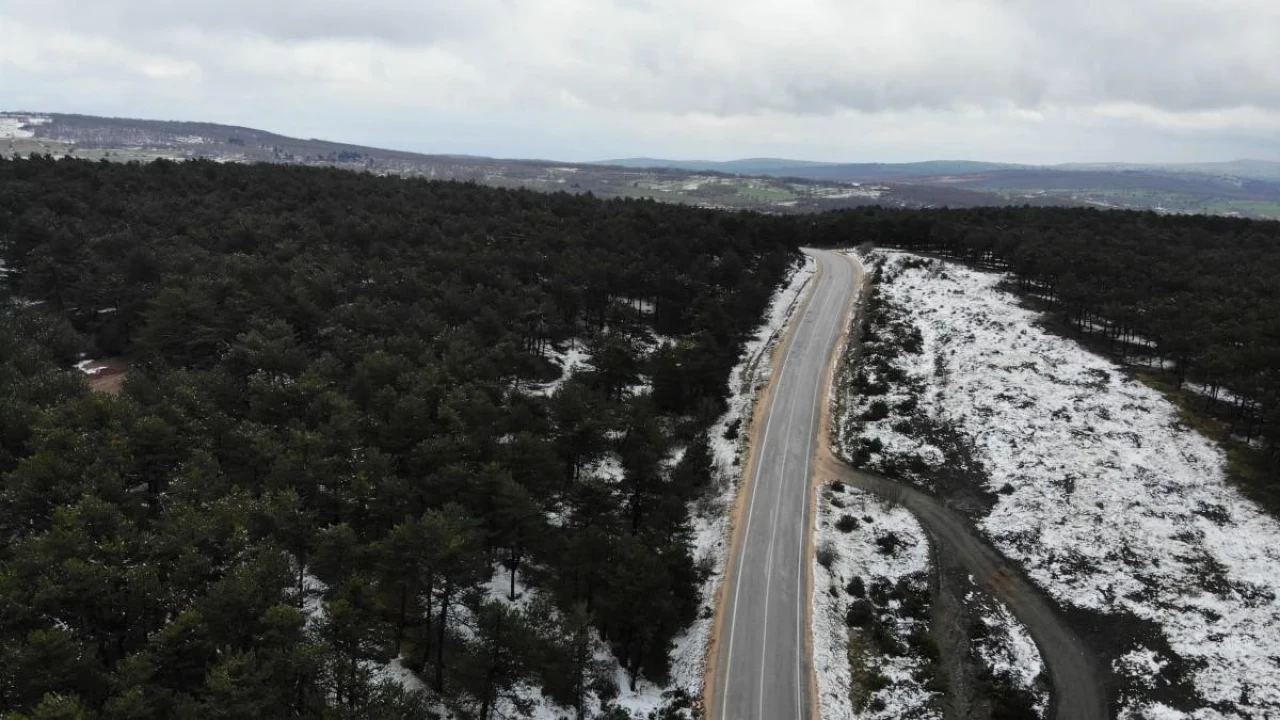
847, 252, 1280, 718
0, 116, 39, 139
812, 485, 940, 720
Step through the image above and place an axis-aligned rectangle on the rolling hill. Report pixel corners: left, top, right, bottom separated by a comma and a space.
4, 111, 1278, 218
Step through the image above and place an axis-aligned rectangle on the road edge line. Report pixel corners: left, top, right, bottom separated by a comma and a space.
806, 250, 866, 720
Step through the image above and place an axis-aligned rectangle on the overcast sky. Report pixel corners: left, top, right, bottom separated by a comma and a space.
3, 0, 1279, 163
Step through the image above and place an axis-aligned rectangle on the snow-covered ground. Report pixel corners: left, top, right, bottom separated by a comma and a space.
524, 342, 592, 397
969, 591, 1049, 717
812, 485, 939, 720
466, 566, 671, 720
671, 254, 815, 698
301, 562, 670, 719
845, 252, 1280, 718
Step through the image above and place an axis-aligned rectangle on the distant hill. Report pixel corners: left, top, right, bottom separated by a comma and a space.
3, 111, 1278, 219
1, 111, 1010, 212
597, 156, 1280, 218
750, 160, 1027, 182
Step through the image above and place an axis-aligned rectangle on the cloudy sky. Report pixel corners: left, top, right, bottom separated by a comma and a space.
3, 0, 1279, 163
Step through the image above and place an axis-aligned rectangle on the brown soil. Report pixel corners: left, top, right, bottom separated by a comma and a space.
82, 358, 129, 395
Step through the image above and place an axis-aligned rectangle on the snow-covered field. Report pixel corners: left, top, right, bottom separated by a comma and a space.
812, 486, 940, 720
845, 252, 1280, 718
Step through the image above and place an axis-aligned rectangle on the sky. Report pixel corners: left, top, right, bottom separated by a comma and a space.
2, 0, 1279, 164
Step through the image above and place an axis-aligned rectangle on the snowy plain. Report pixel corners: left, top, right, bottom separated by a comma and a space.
847, 251, 1280, 718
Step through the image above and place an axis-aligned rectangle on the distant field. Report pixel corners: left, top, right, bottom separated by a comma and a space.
992, 187, 1280, 220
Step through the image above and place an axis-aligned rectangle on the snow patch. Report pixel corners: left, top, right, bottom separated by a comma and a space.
0, 116, 39, 139
526, 341, 592, 397
813, 487, 939, 720
972, 598, 1048, 716
75, 358, 107, 376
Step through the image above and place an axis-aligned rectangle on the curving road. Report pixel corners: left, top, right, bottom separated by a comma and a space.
709, 249, 857, 720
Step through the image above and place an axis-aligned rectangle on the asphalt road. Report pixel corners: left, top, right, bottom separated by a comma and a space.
710, 249, 858, 720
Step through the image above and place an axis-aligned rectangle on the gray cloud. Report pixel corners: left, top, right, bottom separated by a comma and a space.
2, 0, 1278, 162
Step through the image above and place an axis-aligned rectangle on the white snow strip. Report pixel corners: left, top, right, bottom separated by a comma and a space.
75, 358, 107, 376
298, 571, 329, 631
972, 598, 1048, 717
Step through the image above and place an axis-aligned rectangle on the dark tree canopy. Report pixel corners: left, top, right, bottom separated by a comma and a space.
0, 156, 797, 717
3, 157, 1280, 717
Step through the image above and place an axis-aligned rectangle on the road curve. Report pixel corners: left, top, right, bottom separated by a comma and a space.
813, 254, 1109, 720
816, 461, 1109, 720
708, 249, 858, 720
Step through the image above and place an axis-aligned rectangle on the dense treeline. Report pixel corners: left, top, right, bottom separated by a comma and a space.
5, 156, 1280, 717
0, 157, 798, 718
813, 206, 1280, 500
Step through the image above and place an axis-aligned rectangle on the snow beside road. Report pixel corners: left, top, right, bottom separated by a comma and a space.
850, 252, 1280, 718
671, 254, 815, 700
812, 486, 939, 720
972, 596, 1048, 716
